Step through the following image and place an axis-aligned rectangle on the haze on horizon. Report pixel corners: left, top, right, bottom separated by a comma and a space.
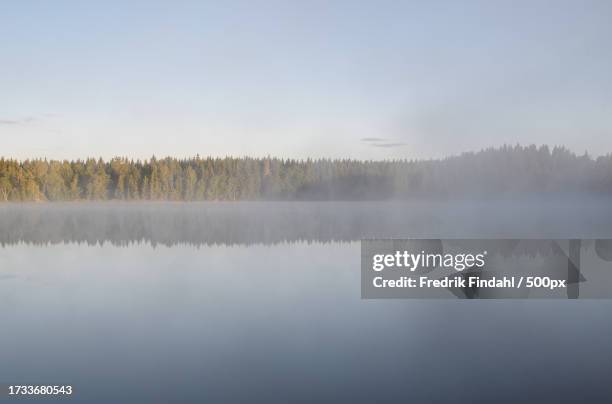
1, 0, 611, 161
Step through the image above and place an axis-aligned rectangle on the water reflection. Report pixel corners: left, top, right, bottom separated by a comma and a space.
2, 199, 612, 246
1, 201, 612, 402
1, 242, 612, 403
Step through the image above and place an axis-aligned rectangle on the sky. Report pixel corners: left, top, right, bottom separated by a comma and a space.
1, 0, 611, 160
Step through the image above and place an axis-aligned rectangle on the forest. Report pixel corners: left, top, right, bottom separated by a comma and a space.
1, 144, 611, 201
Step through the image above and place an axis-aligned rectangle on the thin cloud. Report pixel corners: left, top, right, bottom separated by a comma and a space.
360, 137, 407, 148
371, 142, 407, 148
0, 116, 37, 125
361, 137, 388, 142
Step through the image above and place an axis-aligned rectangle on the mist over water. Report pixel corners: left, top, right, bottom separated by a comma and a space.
1, 200, 612, 403
2, 197, 612, 246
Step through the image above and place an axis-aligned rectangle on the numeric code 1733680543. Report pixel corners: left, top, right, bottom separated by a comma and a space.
6, 385, 73, 396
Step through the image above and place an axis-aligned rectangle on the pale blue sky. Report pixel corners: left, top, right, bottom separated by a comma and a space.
1, 0, 611, 160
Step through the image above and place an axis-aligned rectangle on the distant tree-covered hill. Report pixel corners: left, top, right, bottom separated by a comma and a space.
1, 145, 611, 201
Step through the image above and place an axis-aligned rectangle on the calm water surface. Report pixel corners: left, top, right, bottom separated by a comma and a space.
1, 201, 612, 403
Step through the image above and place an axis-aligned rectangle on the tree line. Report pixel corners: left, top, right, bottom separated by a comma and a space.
1, 144, 611, 201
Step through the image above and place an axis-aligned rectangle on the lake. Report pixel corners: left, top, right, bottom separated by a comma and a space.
1, 200, 612, 403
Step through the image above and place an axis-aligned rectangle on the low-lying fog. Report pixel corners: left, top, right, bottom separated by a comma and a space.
1, 197, 612, 245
